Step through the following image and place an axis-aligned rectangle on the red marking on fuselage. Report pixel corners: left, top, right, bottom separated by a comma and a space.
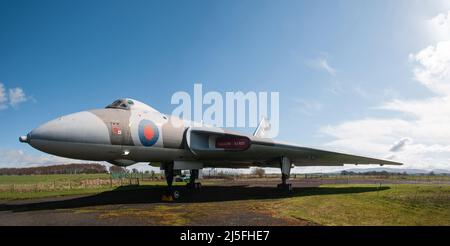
143, 125, 155, 140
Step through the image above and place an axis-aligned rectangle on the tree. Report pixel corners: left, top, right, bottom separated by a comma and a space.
252, 168, 266, 178
0, 163, 107, 175
109, 166, 126, 174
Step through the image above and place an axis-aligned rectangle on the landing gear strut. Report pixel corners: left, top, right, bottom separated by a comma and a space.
277, 156, 292, 192
187, 169, 201, 189
161, 162, 178, 201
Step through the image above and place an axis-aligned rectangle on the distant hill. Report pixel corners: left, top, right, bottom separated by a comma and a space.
339, 167, 450, 175
0, 163, 107, 175
432, 169, 450, 174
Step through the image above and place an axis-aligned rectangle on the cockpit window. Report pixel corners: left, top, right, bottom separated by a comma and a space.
106, 99, 130, 110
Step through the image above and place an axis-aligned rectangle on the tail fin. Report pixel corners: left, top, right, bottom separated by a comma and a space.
253, 117, 271, 138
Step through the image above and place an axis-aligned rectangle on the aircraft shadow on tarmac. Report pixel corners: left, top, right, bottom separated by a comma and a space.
0, 185, 389, 212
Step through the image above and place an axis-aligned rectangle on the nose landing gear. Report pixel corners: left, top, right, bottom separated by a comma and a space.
161, 164, 203, 201
161, 162, 177, 202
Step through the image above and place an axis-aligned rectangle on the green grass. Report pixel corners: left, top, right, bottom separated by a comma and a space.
295, 174, 450, 183
0, 174, 111, 184
275, 184, 450, 226
0, 179, 219, 200
0, 173, 206, 200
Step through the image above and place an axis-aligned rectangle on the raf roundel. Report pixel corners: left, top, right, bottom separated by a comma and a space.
138, 120, 159, 146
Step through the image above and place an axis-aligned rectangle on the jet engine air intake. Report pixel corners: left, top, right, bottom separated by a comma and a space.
186, 128, 251, 156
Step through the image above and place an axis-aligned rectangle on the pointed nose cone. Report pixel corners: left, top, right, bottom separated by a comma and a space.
19, 135, 29, 143
27, 111, 110, 146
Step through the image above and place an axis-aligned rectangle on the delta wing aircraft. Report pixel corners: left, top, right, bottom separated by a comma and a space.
20, 98, 402, 199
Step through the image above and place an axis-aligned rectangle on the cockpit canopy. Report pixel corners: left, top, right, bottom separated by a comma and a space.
106, 99, 134, 110
105, 98, 159, 113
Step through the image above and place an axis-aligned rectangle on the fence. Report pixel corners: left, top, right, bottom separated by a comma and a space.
0, 173, 165, 193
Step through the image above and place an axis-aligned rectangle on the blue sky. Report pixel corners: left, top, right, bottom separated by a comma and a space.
1, 0, 449, 170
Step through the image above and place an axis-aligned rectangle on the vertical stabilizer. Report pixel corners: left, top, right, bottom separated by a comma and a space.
253, 117, 271, 138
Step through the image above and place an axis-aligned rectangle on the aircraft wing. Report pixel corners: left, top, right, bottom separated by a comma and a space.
187, 127, 402, 168
250, 139, 402, 166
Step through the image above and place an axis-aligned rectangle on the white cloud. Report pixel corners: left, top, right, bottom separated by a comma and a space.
0, 149, 87, 168
307, 56, 337, 76
319, 11, 450, 171
0, 148, 163, 171
317, 57, 337, 76
0, 83, 29, 110
410, 41, 450, 94
427, 10, 450, 41
0, 83, 7, 110
8, 87, 28, 108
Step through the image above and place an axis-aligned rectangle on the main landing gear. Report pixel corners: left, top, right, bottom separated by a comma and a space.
186, 169, 202, 189
161, 164, 202, 201
161, 162, 179, 202
277, 156, 292, 192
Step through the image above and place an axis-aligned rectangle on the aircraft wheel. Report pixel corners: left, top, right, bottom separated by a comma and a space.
161, 190, 180, 202
277, 183, 292, 192
173, 190, 180, 199
161, 194, 174, 202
